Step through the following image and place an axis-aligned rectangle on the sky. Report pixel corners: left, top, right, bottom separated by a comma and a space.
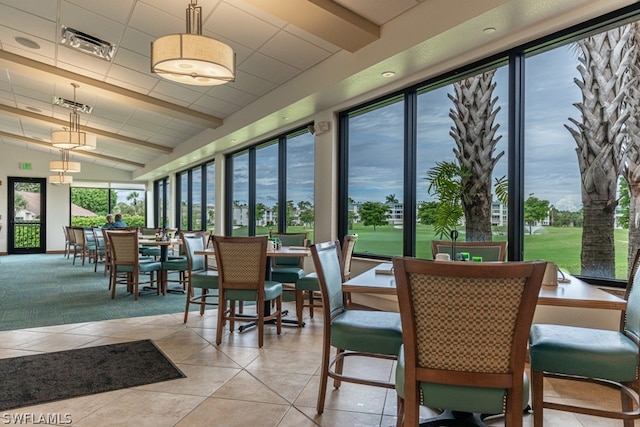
347, 44, 587, 212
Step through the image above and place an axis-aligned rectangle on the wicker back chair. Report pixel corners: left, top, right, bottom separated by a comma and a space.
393, 258, 545, 426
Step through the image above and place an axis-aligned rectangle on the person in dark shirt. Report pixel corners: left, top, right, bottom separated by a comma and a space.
112, 214, 127, 228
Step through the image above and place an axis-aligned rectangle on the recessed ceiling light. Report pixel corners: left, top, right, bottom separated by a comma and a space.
382, 71, 396, 78
483, 27, 497, 34
15, 37, 40, 50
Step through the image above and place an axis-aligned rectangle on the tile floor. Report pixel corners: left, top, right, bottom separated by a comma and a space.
0, 300, 636, 426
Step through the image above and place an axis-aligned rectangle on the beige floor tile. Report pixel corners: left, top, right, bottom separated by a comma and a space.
297, 405, 385, 426
174, 397, 289, 427
296, 375, 388, 414
246, 348, 320, 375
139, 363, 240, 396
15, 333, 101, 352
179, 343, 244, 368
278, 406, 321, 426
73, 390, 206, 426
211, 370, 290, 404
0, 330, 55, 348
248, 369, 315, 403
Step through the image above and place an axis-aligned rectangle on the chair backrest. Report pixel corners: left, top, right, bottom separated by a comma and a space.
105, 230, 139, 266
71, 227, 86, 246
341, 234, 358, 280
269, 232, 308, 266
431, 240, 507, 261
311, 240, 345, 320
65, 226, 75, 244
181, 231, 207, 272
392, 258, 545, 404
213, 235, 267, 293
92, 227, 105, 250
622, 249, 640, 340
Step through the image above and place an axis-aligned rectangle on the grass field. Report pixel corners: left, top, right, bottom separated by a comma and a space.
234, 224, 631, 280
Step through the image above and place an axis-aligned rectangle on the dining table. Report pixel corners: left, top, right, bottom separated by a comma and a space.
343, 262, 628, 311
138, 238, 183, 294
194, 245, 311, 329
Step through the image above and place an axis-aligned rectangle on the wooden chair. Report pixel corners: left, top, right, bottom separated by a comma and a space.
213, 235, 283, 348
529, 250, 640, 427
312, 240, 403, 415
269, 231, 308, 285
181, 231, 218, 323
92, 227, 106, 273
70, 226, 93, 265
430, 239, 507, 261
105, 230, 162, 300
392, 257, 546, 427
62, 225, 71, 258
295, 234, 357, 325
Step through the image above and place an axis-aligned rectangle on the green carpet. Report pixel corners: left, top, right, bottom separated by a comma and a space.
0, 339, 185, 411
0, 254, 194, 331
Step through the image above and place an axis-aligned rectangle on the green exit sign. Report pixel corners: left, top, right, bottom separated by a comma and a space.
19, 162, 32, 170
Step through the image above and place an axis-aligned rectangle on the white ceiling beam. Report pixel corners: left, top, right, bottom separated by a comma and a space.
244, 0, 380, 52
0, 49, 223, 129
0, 104, 173, 153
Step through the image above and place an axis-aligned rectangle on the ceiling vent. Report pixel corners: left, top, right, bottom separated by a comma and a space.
59, 26, 116, 61
53, 96, 92, 114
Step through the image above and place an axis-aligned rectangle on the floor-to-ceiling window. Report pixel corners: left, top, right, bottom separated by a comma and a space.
225, 125, 314, 239
340, 7, 640, 283
154, 177, 169, 228
175, 161, 215, 232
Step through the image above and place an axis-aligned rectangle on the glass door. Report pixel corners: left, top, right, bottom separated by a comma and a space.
8, 177, 46, 254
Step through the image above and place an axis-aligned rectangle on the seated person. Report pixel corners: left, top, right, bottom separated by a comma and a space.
112, 214, 127, 228
102, 214, 114, 229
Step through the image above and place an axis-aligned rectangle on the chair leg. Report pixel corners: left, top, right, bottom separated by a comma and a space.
622, 380, 639, 427
199, 289, 207, 316
295, 289, 304, 327
396, 395, 404, 427
308, 290, 315, 319
216, 296, 226, 345
333, 348, 345, 388
258, 299, 264, 348
276, 296, 282, 336
317, 334, 332, 414
532, 370, 543, 427
183, 285, 191, 323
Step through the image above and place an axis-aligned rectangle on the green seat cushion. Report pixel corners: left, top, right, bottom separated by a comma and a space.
225, 280, 283, 302
191, 270, 219, 289
140, 247, 161, 257
530, 324, 639, 382
162, 259, 188, 271
297, 273, 319, 291
332, 310, 402, 356
114, 261, 161, 273
271, 266, 304, 284
395, 346, 529, 414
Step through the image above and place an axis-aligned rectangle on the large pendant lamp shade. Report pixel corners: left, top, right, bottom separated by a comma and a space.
151, 1, 235, 86
50, 83, 96, 150
50, 160, 81, 173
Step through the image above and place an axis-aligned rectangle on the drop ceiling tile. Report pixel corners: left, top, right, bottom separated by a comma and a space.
0, 4, 56, 41
206, 2, 279, 50
260, 31, 331, 70
128, 1, 182, 38
65, 0, 137, 25
239, 52, 300, 84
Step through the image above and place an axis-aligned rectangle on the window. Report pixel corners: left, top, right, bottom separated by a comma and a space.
340, 5, 640, 283
225, 126, 314, 239
71, 183, 146, 227
175, 161, 215, 232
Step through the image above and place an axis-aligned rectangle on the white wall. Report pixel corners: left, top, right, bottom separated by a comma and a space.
0, 142, 136, 253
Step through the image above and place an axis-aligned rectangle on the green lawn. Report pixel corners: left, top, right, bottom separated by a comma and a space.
347, 223, 630, 280
233, 223, 630, 279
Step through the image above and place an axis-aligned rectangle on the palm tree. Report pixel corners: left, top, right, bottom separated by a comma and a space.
621, 22, 640, 273
566, 25, 634, 277
448, 70, 504, 241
